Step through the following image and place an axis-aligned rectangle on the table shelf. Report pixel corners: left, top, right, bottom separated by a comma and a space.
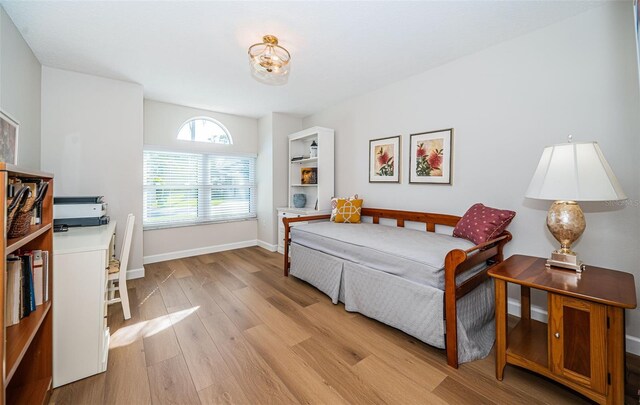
506, 318, 548, 369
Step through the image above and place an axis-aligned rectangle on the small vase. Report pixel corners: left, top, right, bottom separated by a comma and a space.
293, 193, 306, 208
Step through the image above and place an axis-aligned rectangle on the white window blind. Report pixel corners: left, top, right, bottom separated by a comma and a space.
143, 150, 256, 229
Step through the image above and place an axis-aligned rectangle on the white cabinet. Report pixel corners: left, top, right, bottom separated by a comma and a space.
52, 221, 116, 388
276, 208, 331, 254
287, 127, 334, 211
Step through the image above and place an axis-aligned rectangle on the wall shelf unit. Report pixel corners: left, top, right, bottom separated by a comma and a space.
278, 127, 334, 254
287, 126, 334, 212
0, 163, 54, 405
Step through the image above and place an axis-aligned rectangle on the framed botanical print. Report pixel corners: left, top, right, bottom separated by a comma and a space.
409, 128, 453, 184
369, 135, 400, 183
0, 111, 18, 165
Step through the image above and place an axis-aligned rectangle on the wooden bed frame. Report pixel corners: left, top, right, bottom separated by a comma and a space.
282, 207, 512, 369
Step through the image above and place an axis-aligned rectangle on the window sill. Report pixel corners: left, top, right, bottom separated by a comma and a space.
143, 216, 257, 231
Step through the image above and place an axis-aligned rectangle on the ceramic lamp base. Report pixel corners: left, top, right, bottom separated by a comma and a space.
546, 200, 586, 272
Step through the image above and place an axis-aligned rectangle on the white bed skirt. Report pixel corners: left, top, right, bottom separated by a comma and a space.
290, 242, 496, 363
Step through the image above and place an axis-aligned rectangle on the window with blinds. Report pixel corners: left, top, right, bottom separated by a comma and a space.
143, 149, 256, 229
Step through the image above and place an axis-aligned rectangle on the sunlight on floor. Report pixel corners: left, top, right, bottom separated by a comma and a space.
109, 306, 199, 349
138, 269, 176, 307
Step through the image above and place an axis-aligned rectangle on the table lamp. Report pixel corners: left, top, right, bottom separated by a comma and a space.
525, 139, 626, 272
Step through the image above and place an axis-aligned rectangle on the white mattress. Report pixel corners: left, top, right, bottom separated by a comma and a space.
291, 221, 479, 290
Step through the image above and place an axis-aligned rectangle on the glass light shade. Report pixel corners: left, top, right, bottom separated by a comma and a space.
248, 35, 291, 86
525, 142, 626, 201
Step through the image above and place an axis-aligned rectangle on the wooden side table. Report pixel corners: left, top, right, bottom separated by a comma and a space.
488, 255, 636, 405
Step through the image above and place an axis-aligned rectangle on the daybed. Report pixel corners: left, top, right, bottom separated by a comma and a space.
283, 208, 512, 368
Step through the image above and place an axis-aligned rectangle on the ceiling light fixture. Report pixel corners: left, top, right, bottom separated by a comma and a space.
248, 35, 291, 86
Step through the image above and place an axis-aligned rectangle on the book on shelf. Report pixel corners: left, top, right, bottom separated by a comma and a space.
5, 257, 21, 326
32, 250, 44, 306
43, 250, 50, 302
4, 250, 51, 327
21, 253, 35, 318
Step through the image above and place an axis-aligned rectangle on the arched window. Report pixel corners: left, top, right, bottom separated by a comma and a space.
177, 117, 232, 144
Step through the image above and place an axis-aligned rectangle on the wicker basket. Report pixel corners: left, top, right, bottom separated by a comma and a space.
7, 210, 33, 238
6, 200, 18, 231
7, 186, 38, 239
7, 187, 28, 232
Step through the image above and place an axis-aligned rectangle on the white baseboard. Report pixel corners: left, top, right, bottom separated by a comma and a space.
507, 298, 548, 323
143, 240, 258, 264
627, 335, 640, 356
126, 267, 145, 280
508, 298, 640, 356
257, 240, 277, 252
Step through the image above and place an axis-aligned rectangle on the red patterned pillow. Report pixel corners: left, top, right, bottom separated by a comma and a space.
453, 203, 515, 245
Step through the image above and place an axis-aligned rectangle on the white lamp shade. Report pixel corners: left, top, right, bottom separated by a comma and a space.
525, 142, 627, 201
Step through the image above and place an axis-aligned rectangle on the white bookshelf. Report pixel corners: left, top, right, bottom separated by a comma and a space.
277, 126, 334, 254
287, 126, 334, 211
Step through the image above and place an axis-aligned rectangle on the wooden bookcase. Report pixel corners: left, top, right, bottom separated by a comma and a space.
0, 164, 54, 405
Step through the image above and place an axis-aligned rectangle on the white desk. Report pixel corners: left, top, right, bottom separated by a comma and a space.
52, 222, 116, 388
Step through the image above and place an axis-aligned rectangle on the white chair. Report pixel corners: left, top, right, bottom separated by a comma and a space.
107, 214, 134, 320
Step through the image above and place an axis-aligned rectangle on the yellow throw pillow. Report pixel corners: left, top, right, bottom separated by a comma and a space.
330, 194, 358, 221
334, 199, 363, 223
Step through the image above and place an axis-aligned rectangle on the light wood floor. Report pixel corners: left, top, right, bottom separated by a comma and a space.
50, 246, 592, 405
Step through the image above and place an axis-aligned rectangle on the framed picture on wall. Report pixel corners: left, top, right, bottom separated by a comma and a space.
409, 128, 453, 184
0, 111, 18, 165
369, 135, 400, 183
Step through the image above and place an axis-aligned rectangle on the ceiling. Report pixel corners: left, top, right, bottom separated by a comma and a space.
2, 1, 601, 119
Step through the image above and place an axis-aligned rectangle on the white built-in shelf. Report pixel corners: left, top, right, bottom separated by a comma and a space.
281, 126, 334, 255
287, 126, 334, 213
290, 157, 318, 164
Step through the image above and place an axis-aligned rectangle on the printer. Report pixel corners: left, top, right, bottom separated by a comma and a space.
54, 196, 110, 227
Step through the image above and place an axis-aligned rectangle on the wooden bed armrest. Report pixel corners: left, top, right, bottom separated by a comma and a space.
465, 233, 511, 255
443, 230, 512, 368
283, 214, 331, 276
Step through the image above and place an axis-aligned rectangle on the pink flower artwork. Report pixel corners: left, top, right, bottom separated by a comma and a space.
410, 129, 452, 184
415, 138, 444, 177
374, 144, 395, 176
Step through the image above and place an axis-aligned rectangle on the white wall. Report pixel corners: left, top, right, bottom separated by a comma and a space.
0, 7, 41, 169
257, 114, 274, 246
41, 67, 144, 275
144, 100, 257, 155
272, 113, 303, 214
256, 113, 302, 248
143, 100, 259, 261
304, 4, 640, 339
